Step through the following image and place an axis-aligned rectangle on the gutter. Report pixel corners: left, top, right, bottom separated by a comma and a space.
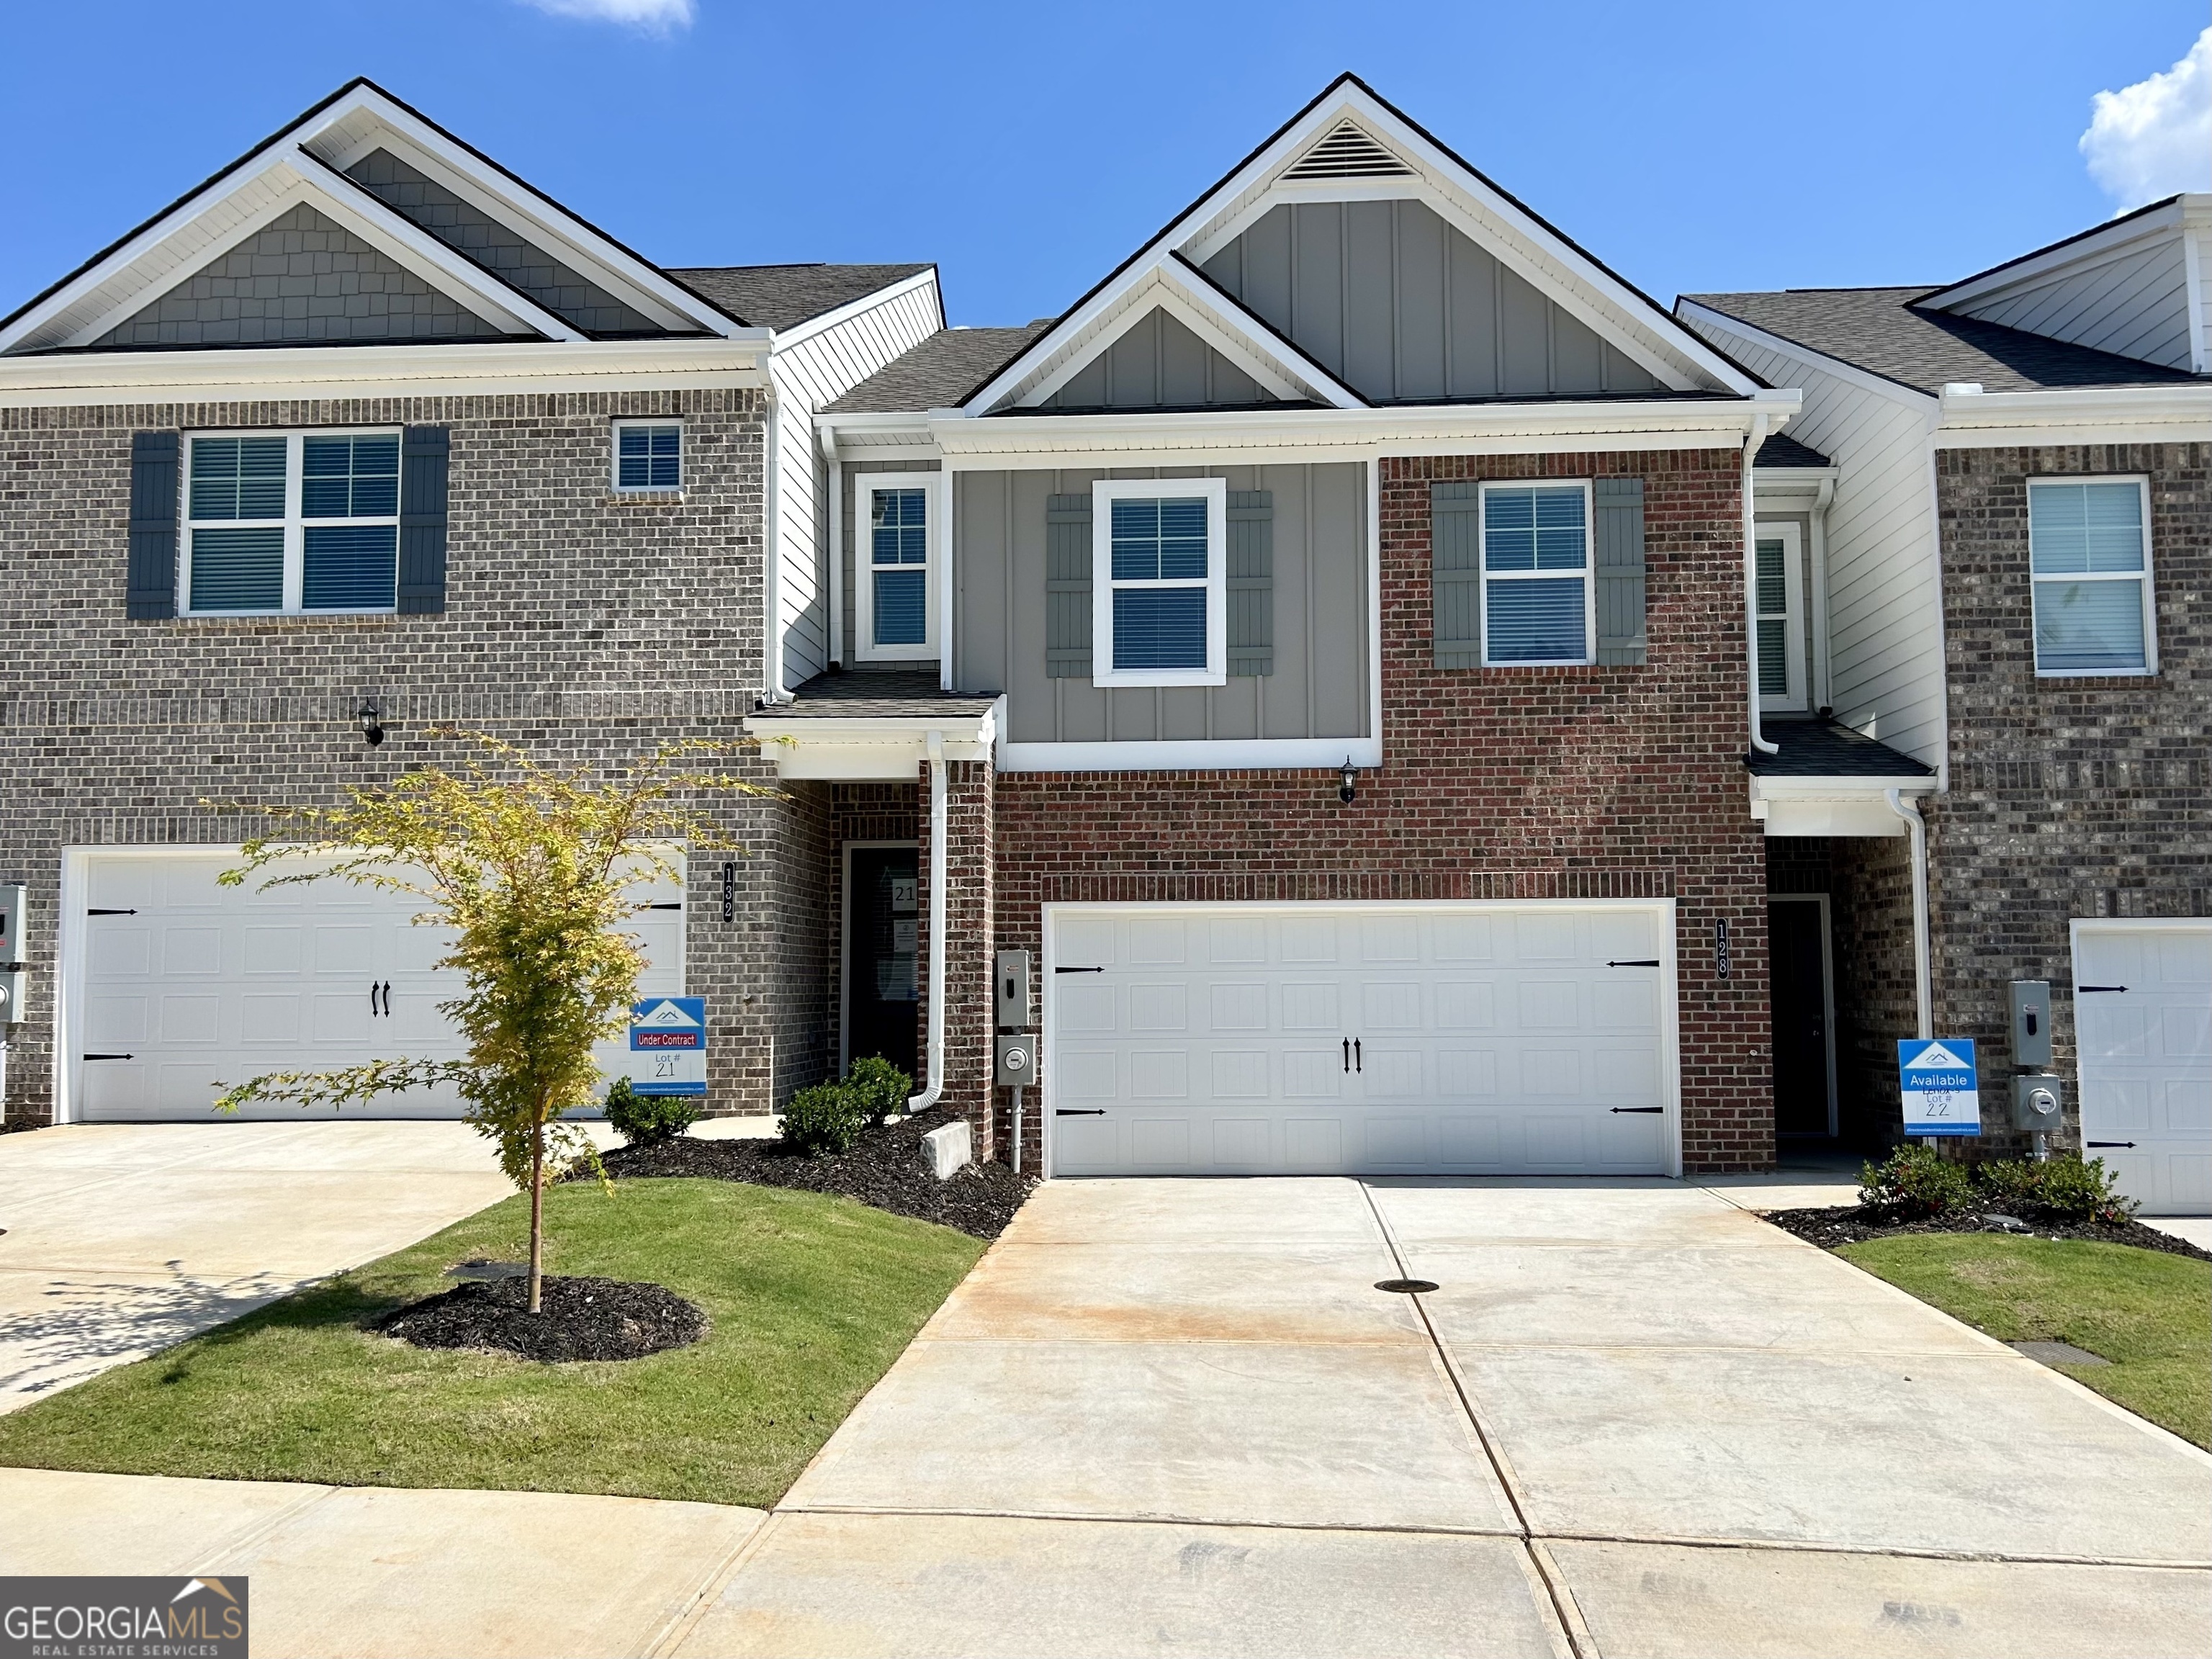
909, 730, 948, 1115
1744, 413, 1779, 757
1886, 789, 1933, 1040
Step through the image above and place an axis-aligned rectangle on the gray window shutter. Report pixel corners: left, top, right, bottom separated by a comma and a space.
1431, 482, 1481, 668
1226, 490, 1273, 676
1045, 493, 1091, 678
397, 425, 450, 615
1593, 476, 1646, 665
126, 431, 179, 619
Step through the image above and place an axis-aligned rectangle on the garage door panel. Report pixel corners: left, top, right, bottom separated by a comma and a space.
1364, 1115, 1427, 1165
1127, 919, 1187, 964
1437, 1049, 1498, 1097
1213, 1117, 1269, 1166
1059, 981, 1116, 1032
2074, 922, 2212, 1215
1210, 1051, 1269, 1098
91, 928, 152, 978
1514, 913, 1576, 961
1282, 917, 1338, 962
243, 927, 302, 976
1283, 1049, 1344, 1097
1360, 915, 1419, 962
1282, 983, 1339, 1030
1208, 918, 1266, 963
1130, 1118, 1191, 1168
86, 994, 148, 1045
161, 929, 222, 976
1366, 1048, 1423, 1097
1058, 1048, 1118, 1100
1517, 981, 1579, 1030
1128, 984, 1187, 1031
1434, 914, 1495, 961
1438, 1117, 1501, 1164
1209, 983, 1267, 1031
159, 995, 222, 1043
240, 994, 301, 1044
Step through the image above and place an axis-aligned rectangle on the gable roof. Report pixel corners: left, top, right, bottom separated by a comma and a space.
1680, 288, 2201, 397
961, 72, 1764, 415
668, 264, 933, 332
0, 78, 747, 355
1918, 193, 2203, 313
827, 324, 1051, 413
1754, 431, 1831, 469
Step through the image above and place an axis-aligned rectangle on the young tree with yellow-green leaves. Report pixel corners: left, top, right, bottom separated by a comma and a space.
213, 734, 775, 1313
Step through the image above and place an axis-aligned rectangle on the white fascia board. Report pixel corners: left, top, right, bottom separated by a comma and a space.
1749, 774, 1936, 840
1676, 300, 1940, 411
301, 85, 739, 338
817, 412, 940, 460
1933, 382, 2212, 447
999, 735, 1382, 773
0, 334, 771, 408
747, 700, 1002, 779
927, 393, 1799, 469
1920, 197, 2192, 313
771, 269, 943, 354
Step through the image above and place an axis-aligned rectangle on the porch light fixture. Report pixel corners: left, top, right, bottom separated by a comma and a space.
1339, 756, 1358, 804
359, 700, 385, 747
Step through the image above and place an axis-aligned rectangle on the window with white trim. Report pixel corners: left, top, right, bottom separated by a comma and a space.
2028, 477, 2155, 676
1480, 481, 1593, 665
183, 430, 400, 615
1753, 521, 1807, 712
613, 421, 682, 492
855, 472, 938, 660
1092, 476, 1227, 687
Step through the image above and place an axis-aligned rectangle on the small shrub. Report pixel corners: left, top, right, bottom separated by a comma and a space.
2015, 1153, 2137, 1224
1973, 1156, 2044, 1213
781, 1082, 866, 1154
605, 1077, 699, 1146
845, 1056, 914, 1125
1859, 1143, 1974, 1219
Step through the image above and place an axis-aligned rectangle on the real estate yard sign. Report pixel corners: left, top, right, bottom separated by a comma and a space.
626, 997, 707, 1096
1897, 1038, 1979, 1137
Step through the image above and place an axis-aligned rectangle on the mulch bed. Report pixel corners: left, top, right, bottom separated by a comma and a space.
594, 1105, 1036, 1239
377, 1274, 709, 1362
1765, 1205, 2212, 1264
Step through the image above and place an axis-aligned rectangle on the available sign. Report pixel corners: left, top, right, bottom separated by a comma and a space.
626, 997, 707, 1096
1897, 1038, 1979, 1137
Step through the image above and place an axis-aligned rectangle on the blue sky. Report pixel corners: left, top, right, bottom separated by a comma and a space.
4, 3, 2207, 329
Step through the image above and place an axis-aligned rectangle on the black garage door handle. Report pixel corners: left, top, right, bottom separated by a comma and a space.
1055, 1108, 1105, 1118
1610, 1107, 1663, 1115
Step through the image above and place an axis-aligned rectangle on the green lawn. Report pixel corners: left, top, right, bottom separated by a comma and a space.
0, 1179, 983, 1507
1839, 1234, 2210, 1449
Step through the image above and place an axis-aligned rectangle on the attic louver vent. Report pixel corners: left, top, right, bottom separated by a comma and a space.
1283, 120, 1415, 181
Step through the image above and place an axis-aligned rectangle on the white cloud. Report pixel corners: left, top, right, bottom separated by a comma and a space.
518, 0, 695, 33
2080, 27, 2211, 209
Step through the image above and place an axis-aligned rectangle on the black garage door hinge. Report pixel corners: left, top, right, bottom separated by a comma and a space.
1606, 959, 1661, 967
87, 908, 138, 916
1610, 1106, 1664, 1114
1054, 1108, 1105, 1117
83, 1053, 134, 1061
1055, 966, 1104, 974
2086, 1141, 2136, 1148
2077, 985, 2126, 993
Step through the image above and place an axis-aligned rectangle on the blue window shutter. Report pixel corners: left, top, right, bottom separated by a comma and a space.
127, 431, 180, 619
397, 425, 449, 615
1431, 482, 1480, 668
1045, 493, 1092, 678
1593, 477, 1646, 665
1227, 490, 1273, 676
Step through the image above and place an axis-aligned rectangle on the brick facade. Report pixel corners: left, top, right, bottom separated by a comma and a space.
1920, 441, 2210, 1154
984, 448, 1776, 1174
0, 388, 811, 1125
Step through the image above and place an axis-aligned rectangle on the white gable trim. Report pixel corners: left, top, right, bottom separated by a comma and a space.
1921, 196, 2201, 313
1675, 300, 1938, 411
961, 78, 1761, 414
1008, 259, 1363, 411
771, 267, 943, 353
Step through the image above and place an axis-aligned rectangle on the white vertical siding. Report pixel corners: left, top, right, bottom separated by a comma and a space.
768, 277, 942, 686
1684, 309, 1947, 771
1946, 235, 2192, 372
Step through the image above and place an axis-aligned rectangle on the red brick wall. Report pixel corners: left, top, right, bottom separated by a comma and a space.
988, 448, 1773, 1173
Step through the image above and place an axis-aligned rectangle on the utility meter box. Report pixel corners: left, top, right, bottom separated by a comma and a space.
2011, 1074, 2064, 1133
994, 948, 1033, 1032
2008, 980, 2052, 1070
994, 1033, 1036, 1087
0, 886, 24, 966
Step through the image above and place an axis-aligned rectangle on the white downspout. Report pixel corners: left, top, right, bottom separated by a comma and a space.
1744, 413, 1779, 755
908, 730, 948, 1114
1885, 789, 1933, 1040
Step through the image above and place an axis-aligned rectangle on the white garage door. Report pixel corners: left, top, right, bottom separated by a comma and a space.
1045, 902, 1676, 1177
2074, 920, 2212, 1215
66, 849, 684, 1123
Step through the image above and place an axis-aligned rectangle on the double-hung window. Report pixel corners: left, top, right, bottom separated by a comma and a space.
614, 421, 682, 492
2028, 478, 2155, 675
1753, 521, 1807, 711
855, 472, 938, 660
184, 430, 400, 615
1480, 482, 1593, 665
1092, 477, 1226, 686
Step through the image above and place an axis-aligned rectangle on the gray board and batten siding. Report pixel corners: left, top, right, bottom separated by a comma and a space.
955, 464, 1370, 745
1200, 199, 1659, 403
1040, 308, 1285, 410
91, 204, 505, 349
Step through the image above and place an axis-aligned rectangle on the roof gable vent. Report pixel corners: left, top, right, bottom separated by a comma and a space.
1282, 120, 1415, 181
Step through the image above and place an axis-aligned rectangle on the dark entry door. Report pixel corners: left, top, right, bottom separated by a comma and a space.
847, 846, 919, 1079
1769, 898, 1833, 1137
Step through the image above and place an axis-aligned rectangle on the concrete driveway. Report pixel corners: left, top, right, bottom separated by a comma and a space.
678, 1174, 2212, 1659
0, 1120, 520, 1409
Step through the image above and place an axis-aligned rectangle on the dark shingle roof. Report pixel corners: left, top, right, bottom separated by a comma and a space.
665, 264, 931, 332
1755, 432, 1831, 469
1747, 718, 1933, 778
781, 670, 999, 716
826, 323, 1052, 413
1682, 287, 2200, 396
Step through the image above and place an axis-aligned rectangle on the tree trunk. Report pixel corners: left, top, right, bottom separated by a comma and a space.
527, 1120, 545, 1316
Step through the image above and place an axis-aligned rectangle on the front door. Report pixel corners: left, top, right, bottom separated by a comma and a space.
1769, 896, 1834, 1138
845, 845, 919, 1079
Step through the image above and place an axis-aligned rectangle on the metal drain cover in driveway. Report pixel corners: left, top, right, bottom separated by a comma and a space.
1375, 1278, 1439, 1294
2010, 1339, 2110, 1367
449, 1259, 529, 1281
